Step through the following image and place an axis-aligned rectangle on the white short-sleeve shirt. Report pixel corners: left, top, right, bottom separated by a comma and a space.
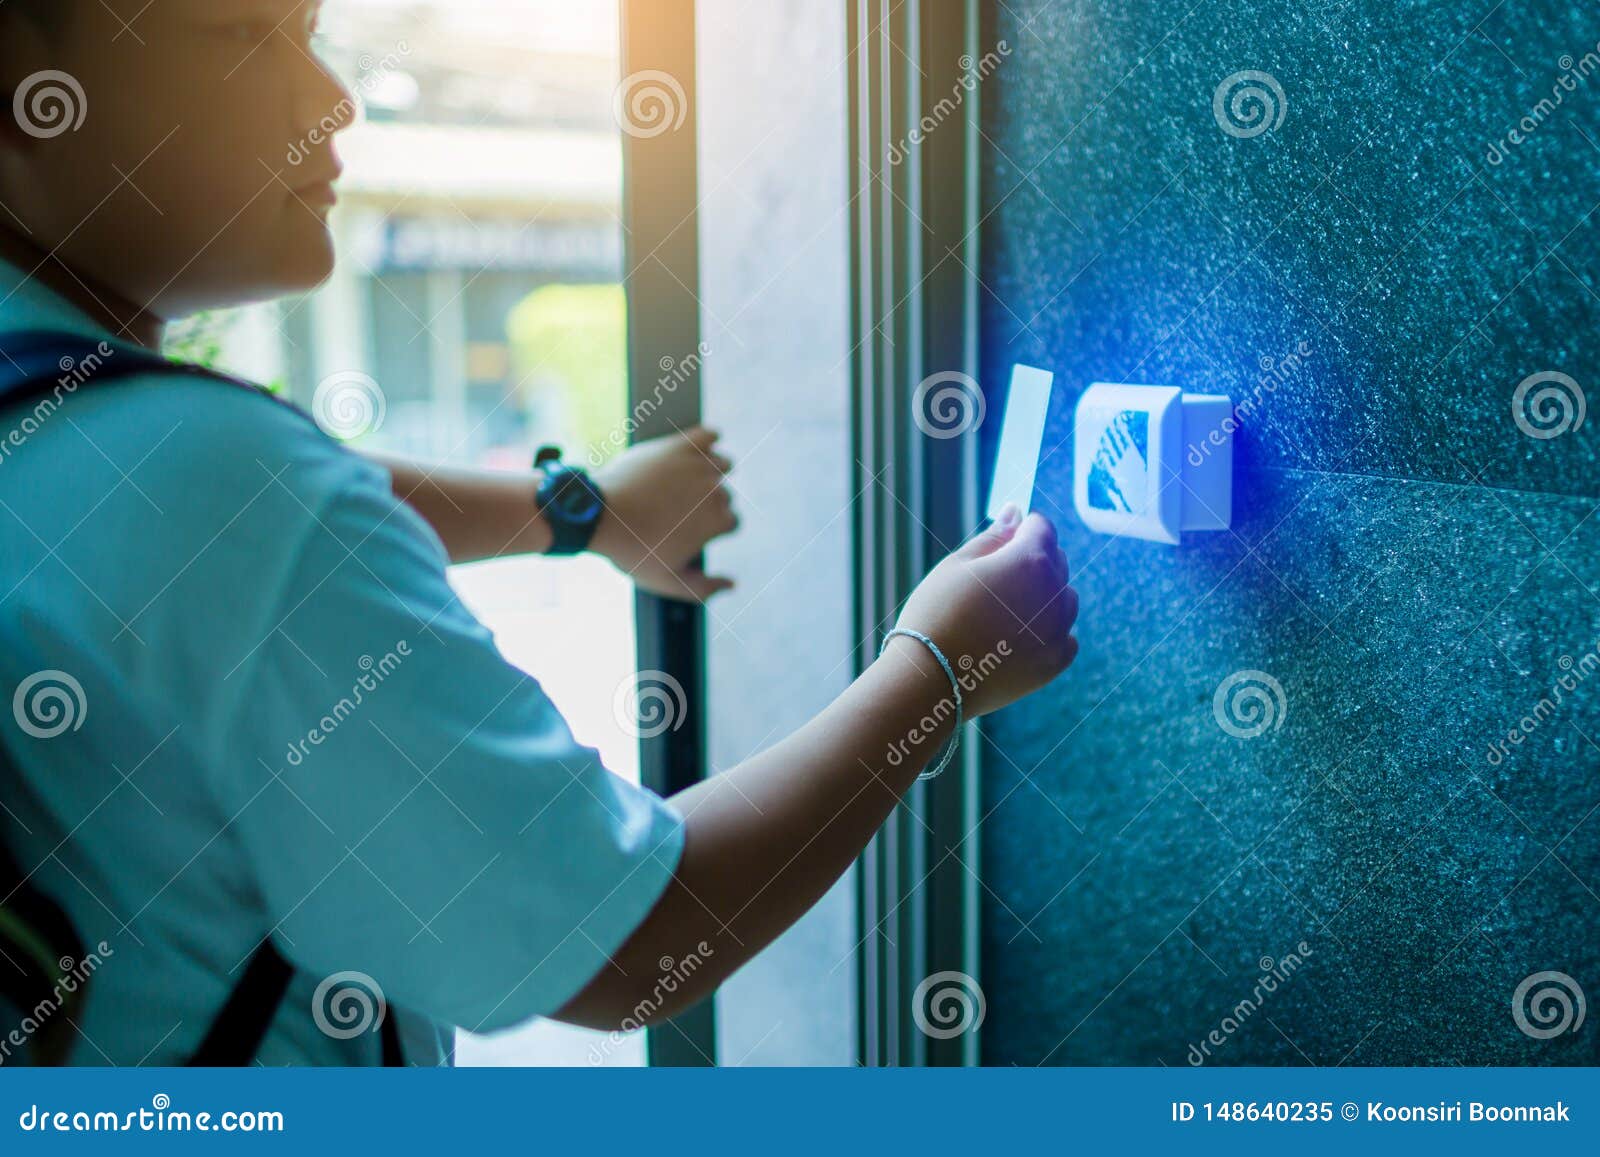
0, 261, 684, 1065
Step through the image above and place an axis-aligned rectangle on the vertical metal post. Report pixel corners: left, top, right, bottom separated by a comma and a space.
619, 0, 717, 1068
848, 0, 983, 1068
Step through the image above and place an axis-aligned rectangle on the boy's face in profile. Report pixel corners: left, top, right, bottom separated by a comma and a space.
0, 0, 354, 319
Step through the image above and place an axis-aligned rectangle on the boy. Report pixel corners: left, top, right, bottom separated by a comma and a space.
0, 0, 1078, 1065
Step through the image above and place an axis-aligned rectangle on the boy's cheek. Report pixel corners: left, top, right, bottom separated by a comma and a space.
52, 133, 318, 314
116, 85, 305, 249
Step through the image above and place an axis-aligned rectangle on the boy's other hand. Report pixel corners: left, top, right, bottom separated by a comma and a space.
591, 427, 740, 603
887, 506, 1078, 717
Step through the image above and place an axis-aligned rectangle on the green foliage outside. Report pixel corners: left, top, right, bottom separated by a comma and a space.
505, 283, 626, 464
163, 310, 287, 396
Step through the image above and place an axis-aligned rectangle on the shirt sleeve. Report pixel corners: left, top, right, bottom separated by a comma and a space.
214, 457, 684, 1033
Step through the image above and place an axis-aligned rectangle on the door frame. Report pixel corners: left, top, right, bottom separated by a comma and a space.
621, 0, 987, 1067
619, 0, 717, 1068
846, 0, 985, 1067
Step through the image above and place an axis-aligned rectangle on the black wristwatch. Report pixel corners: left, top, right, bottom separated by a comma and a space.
533, 445, 605, 556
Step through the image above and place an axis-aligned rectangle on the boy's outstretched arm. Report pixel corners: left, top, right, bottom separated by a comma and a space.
371, 426, 739, 602
555, 509, 1079, 1031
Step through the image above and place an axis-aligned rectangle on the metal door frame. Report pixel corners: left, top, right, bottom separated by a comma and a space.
847, 0, 985, 1067
619, 0, 717, 1068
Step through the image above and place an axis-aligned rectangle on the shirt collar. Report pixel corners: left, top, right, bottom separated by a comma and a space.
0, 255, 120, 342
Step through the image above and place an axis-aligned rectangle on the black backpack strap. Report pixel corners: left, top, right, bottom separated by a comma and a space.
186, 941, 404, 1066
383, 1007, 405, 1066
186, 942, 296, 1066
1, 329, 226, 397
0, 329, 323, 435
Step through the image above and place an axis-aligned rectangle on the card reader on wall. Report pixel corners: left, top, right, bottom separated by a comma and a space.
1073, 383, 1233, 545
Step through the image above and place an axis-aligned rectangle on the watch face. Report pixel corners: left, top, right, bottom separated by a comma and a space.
552, 473, 603, 521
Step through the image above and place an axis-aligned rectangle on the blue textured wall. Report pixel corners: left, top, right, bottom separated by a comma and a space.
977, 0, 1599, 1065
